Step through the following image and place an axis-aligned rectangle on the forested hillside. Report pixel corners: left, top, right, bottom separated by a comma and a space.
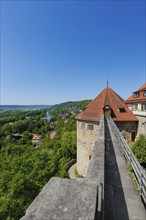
49, 99, 92, 112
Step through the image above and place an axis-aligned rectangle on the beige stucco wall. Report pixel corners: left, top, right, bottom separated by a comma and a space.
126, 104, 146, 137
77, 120, 99, 177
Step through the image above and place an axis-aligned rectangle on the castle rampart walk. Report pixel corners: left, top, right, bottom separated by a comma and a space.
105, 117, 145, 220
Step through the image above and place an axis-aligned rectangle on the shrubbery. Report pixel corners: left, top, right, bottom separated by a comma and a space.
132, 134, 146, 167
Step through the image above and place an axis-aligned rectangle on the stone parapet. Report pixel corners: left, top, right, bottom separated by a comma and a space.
20, 178, 99, 220
87, 115, 105, 184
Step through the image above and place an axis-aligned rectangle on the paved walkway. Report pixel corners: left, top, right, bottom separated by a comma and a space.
105, 118, 146, 220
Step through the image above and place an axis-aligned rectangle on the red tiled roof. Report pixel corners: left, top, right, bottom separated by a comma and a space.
32, 134, 41, 140
134, 83, 146, 92
76, 86, 138, 122
125, 83, 146, 103
50, 131, 56, 140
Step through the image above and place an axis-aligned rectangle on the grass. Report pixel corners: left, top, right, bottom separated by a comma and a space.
127, 163, 140, 192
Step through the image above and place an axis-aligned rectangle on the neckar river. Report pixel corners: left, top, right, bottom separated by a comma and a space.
46, 111, 51, 122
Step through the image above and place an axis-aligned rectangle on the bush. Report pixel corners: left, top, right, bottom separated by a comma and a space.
131, 134, 146, 166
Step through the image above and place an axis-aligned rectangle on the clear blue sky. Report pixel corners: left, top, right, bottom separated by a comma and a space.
1, 0, 145, 105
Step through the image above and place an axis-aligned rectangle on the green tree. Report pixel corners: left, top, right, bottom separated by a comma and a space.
12, 120, 28, 134
61, 131, 76, 159
57, 157, 68, 178
1, 124, 12, 136
132, 134, 146, 166
0, 147, 58, 220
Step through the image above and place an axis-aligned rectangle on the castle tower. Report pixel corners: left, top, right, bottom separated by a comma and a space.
76, 86, 138, 177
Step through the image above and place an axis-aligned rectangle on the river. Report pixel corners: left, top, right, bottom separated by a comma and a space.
46, 111, 51, 122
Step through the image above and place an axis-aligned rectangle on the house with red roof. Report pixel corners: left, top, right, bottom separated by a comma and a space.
32, 134, 41, 143
125, 83, 146, 136
50, 131, 56, 140
76, 85, 138, 176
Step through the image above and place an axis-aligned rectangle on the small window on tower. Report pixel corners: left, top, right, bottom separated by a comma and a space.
87, 124, 94, 131
81, 123, 85, 129
119, 108, 126, 113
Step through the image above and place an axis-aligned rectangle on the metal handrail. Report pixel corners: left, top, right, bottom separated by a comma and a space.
108, 117, 146, 205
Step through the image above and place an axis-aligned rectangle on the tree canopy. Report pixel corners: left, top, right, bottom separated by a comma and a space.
0, 108, 77, 219
131, 134, 146, 167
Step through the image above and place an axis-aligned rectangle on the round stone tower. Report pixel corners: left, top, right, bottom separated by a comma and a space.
76, 120, 99, 177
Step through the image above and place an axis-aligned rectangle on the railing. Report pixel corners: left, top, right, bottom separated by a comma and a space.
108, 117, 146, 205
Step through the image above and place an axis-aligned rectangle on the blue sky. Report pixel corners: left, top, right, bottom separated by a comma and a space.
1, 0, 145, 105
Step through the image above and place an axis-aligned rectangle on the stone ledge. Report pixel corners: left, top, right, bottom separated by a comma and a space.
20, 177, 99, 220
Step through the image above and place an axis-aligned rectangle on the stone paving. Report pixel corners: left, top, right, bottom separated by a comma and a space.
105, 118, 146, 220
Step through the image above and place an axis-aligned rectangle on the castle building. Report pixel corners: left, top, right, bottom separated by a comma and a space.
125, 83, 146, 136
76, 86, 138, 176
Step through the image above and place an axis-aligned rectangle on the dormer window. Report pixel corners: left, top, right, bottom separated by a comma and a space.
144, 90, 146, 96
134, 92, 139, 98
119, 108, 126, 113
104, 105, 110, 109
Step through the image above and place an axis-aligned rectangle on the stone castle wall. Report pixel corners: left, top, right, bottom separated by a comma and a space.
135, 115, 146, 137
115, 121, 138, 142
77, 120, 99, 177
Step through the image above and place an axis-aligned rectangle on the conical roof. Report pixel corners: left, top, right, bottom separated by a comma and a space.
76, 86, 138, 122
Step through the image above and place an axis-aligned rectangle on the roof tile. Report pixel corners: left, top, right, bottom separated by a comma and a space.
76, 86, 138, 122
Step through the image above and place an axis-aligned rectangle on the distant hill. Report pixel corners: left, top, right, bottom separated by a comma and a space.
0, 100, 92, 113
0, 105, 50, 111
49, 100, 92, 112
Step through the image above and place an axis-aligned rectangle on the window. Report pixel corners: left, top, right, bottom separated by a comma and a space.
144, 90, 146, 96
81, 123, 85, 129
134, 92, 139, 98
119, 126, 123, 131
87, 124, 94, 131
119, 108, 126, 113
132, 104, 138, 111
89, 155, 91, 160
142, 103, 146, 111
132, 125, 136, 132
